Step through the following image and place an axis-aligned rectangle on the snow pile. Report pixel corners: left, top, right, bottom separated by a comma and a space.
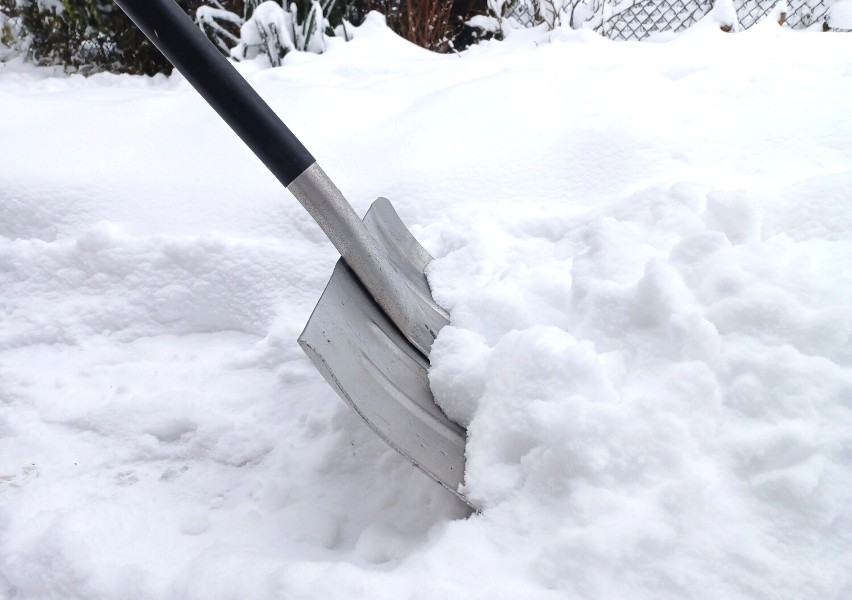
2, 15, 852, 600
430, 178, 852, 596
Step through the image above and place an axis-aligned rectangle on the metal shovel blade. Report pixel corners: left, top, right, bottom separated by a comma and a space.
299, 199, 469, 505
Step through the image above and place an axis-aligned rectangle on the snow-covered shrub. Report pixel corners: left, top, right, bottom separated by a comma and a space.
360, 0, 463, 51
197, 5, 243, 55
474, 0, 576, 37
200, 0, 484, 64
0, 0, 223, 74
0, 6, 25, 59
202, 1, 349, 66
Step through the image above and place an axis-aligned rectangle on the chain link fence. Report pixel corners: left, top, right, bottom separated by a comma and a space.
735, 0, 778, 29
782, 0, 835, 27
507, 0, 847, 40
601, 0, 713, 39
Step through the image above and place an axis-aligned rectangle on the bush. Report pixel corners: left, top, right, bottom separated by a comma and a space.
0, 0, 223, 75
354, 0, 485, 52
220, 0, 345, 66
202, 0, 487, 64
0, 0, 489, 74
474, 0, 603, 37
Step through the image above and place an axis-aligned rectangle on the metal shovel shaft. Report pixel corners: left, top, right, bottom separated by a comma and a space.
288, 164, 449, 356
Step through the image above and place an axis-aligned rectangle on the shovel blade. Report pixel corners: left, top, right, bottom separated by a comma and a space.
299, 199, 469, 504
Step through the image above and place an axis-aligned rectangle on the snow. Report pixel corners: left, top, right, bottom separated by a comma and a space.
829, 0, 852, 29
2, 14, 852, 599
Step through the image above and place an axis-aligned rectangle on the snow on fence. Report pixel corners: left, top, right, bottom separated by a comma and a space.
508, 0, 846, 40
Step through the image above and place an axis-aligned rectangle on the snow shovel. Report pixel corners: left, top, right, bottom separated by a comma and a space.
114, 0, 470, 506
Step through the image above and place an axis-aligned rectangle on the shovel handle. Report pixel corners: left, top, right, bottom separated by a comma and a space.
114, 0, 315, 186
115, 0, 444, 357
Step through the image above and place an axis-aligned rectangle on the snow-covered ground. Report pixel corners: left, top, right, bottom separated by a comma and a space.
2, 14, 851, 599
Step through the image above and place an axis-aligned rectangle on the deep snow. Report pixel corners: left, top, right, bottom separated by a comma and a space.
1, 14, 851, 600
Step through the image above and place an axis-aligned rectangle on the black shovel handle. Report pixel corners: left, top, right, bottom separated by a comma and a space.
114, 0, 315, 186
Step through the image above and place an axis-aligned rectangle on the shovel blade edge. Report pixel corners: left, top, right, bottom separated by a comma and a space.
298, 199, 470, 506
